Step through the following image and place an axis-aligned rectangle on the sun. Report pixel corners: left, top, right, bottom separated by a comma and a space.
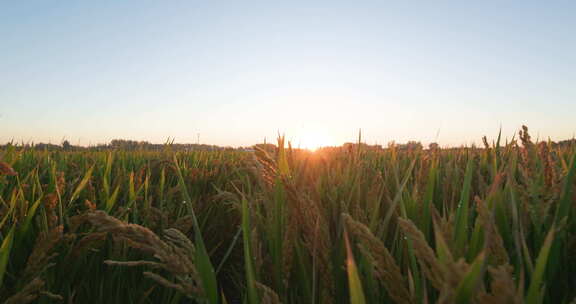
296, 130, 335, 151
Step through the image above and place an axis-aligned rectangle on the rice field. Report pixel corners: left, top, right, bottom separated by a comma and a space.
1, 127, 575, 303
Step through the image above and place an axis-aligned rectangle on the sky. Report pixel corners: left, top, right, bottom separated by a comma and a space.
1, 1, 575, 148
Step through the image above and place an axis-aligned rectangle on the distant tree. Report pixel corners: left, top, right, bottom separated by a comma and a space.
407, 141, 423, 150
397, 141, 423, 151
253, 143, 276, 153
110, 139, 142, 150
555, 139, 576, 148
62, 140, 71, 150
428, 142, 439, 150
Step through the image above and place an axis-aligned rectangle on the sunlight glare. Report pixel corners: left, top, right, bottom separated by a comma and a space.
296, 130, 335, 151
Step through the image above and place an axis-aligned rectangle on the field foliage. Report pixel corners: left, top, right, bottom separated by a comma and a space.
0, 127, 575, 304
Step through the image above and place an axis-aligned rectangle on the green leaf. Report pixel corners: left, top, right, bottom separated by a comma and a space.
555, 153, 576, 224
454, 251, 486, 304
382, 159, 416, 230
526, 226, 556, 304
173, 154, 219, 303
69, 165, 94, 205
344, 229, 366, 304
105, 185, 121, 213
242, 196, 259, 304
421, 160, 437, 239
276, 135, 290, 176
433, 216, 454, 264
20, 196, 44, 237
454, 156, 475, 255
0, 225, 16, 287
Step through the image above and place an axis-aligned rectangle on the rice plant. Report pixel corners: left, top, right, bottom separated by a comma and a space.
0, 126, 575, 303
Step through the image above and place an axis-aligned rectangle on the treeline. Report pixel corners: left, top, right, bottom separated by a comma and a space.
0, 139, 250, 152
2, 137, 574, 152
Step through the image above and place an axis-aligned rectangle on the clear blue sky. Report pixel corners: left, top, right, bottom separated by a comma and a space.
1, 1, 575, 147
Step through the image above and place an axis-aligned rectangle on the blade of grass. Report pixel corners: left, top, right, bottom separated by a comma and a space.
454, 251, 486, 304
69, 165, 94, 205
215, 226, 242, 275
555, 153, 576, 224
454, 156, 474, 256
0, 224, 16, 287
173, 154, 219, 304
526, 225, 556, 304
382, 159, 416, 231
344, 228, 367, 304
242, 196, 259, 304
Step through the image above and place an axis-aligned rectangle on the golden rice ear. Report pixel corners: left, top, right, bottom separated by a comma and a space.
276, 135, 290, 177
85, 211, 204, 299
255, 281, 282, 304
3, 277, 46, 304
0, 161, 17, 176
343, 213, 413, 304
5, 225, 65, 304
398, 218, 445, 290
478, 265, 522, 304
22, 226, 64, 282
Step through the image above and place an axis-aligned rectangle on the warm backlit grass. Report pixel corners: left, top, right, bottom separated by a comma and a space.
0, 127, 575, 303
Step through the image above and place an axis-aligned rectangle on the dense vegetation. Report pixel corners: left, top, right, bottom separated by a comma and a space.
0, 127, 575, 304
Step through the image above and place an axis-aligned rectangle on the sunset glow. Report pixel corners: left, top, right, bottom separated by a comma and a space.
296, 130, 336, 151
2, 2, 576, 303
1, 2, 575, 147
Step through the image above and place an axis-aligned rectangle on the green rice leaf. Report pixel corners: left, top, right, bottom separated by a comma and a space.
454, 156, 474, 255
526, 226, 556, 304
344, 228, 366, 304
454, 251, 486, 303
173, 154, 219, 304
242, 196, 259, 304
0, 225, 16, 287
69, 165, 94, 205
